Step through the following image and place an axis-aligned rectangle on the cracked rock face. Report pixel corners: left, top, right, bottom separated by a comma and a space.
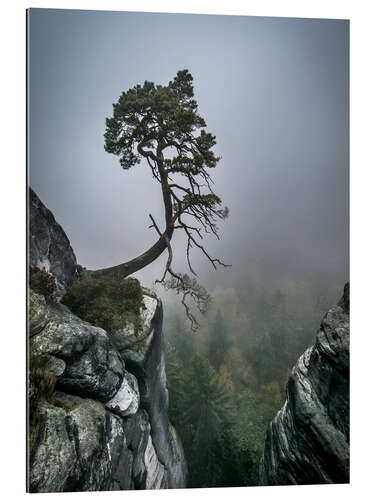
121, 299, 188, 489
29, 188, 77, 295
28, 189, 187, 492
30, 393, 135, 492
259, 283, 349, 485
107, 294, 159, 356
28, 286, 186, 491
105, 371, 140, 417
29, 289, 125, 402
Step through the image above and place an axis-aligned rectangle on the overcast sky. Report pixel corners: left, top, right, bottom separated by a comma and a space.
28, 9, 349, 295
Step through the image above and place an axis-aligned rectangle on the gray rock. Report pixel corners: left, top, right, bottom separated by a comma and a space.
108, 294, 159, 354
124, 410, 150, 488
144, 435, 167, 489
29, 392, 169, 492
259, 283, 350, 485
105, 371, 140, 417
28, 287, 187, 491
29, 393, 134, 492
124, 409, 168, 489
29, 289, 51, 337
28, 189, 187, 492
29, 188, 77, 295
42, 355, 67, 376
29, 289, 124, 401
29, 400, 77, 492
123, 300, 188, 488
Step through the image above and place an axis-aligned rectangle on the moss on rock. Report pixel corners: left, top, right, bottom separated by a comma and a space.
29, 401, 77, 492
61, 274, 144, 336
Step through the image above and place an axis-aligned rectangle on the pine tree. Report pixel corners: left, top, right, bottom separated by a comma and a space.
91, 70, 230, 329
179, 354, 234, 487
207, 310, 230, 370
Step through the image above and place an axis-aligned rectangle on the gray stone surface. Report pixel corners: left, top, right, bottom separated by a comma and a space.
105, 370, 140, 417
29, 288, 186, 491
29, 393, 134, 492
29, 289, 125, 401
28, 189, 187, 492
124, 409, 168, 489
259, 283, 349, 485
29, 188, 77, 295
29, 400, 77, 492
122, 300, 188, 488
29, 392, 170, 492
108, 294, 159, 354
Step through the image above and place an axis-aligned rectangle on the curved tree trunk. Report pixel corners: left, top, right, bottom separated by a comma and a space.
90, 226, 174, 279
90, 153, 174, 279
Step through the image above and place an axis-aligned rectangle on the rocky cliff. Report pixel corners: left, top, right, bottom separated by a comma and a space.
29, 188, 77, 295
28, 189, 187, 492
259, 283, 349, 485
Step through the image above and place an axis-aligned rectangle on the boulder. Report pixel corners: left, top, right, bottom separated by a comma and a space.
28, 189, 187, 492
29, 289, 124, 401
29, 393, 133, 492
121, 299, 188, 488
259, 283, 350, 485
105, 371, 140, 417
107, 293, 159, 355
29, 188, 77, 295
29, 391, 170, 492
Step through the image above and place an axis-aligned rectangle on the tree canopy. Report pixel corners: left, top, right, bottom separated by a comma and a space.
93, 69, 229, 329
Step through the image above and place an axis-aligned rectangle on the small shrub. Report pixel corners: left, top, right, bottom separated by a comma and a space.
29, 266, 57, 302
61, 274, 144, 335
29, 355, 56, 413
28, 355, 56, 463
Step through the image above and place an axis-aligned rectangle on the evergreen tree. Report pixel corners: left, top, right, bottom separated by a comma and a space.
207, 311, 230, 370
164, 341, 185, 427
229, 390, 282, 485
179, 354, 234, 487
91, 70, 230, 329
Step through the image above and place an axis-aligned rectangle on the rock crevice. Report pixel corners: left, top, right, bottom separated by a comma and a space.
259, 283, 349, 485
28, 189, 187, 492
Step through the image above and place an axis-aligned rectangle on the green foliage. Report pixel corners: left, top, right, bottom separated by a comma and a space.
104, 69, 218, 173
29, 266, 57, 302
229, 389, 283, 485
176, 354, 235, 488
246, 282, 328, 387
101, 70, 229, 330
164, 280, 339, 487
164, 342, 186, 428
207, 311, 230, 370
61, 274, 144, 335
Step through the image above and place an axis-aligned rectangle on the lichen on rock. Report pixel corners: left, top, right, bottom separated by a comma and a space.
259, 283, 349, 485
29, 289, 125, 401
107, 294, 159, 356
28, 189, 187, 492
29, 188, 77, 296
105, 371, 140, 417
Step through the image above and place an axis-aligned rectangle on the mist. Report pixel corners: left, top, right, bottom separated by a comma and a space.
28, 9, 349, 298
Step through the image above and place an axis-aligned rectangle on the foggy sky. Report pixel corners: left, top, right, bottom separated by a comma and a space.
28, 9, 349, 295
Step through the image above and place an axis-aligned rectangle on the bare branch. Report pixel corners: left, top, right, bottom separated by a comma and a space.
99, 70, 230, 330
148, 214, 162, 236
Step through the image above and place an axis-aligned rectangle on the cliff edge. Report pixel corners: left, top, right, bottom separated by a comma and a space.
259, 283, 349, 485
28, 188, 187, 492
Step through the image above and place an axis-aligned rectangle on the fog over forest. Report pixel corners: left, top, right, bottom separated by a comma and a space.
28, 8, 350, 489
29, 9, 349, 302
